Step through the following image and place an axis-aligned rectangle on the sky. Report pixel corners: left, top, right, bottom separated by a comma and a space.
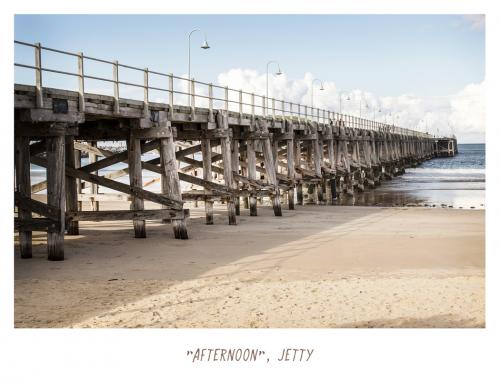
14, 14, 485, 142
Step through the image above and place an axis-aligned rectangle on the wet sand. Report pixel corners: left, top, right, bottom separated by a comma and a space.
14, 204, 485, 328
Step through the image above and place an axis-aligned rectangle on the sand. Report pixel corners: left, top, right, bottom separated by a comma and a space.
14, 204, 485, 328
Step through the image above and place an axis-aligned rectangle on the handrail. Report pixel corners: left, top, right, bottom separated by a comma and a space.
13, 40, 438, 138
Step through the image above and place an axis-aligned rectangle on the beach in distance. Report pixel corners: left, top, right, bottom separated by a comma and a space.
14, 202, 484, 328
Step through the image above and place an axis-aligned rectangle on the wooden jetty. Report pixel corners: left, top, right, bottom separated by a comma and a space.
13, 41, 457, 260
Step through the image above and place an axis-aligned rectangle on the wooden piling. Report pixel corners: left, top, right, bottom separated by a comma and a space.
201, 138, 214, 224
15, 135, 32, 258
65, 135, 79, 235
127, 135, 146, 238
46, 134, 65, 261
159, 121, 188, 239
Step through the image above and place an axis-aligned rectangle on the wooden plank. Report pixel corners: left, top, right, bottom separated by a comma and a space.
46, 135, 65, 261
14, 135, 32, 258
127, 136, 146, 238
15, 218, 60, 232
15, 121, 79, 137
66, 209, 187, 222
65, 136, 79, 234
130, 126, 172, 139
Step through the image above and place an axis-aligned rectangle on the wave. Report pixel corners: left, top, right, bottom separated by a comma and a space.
405, 168, 485, 175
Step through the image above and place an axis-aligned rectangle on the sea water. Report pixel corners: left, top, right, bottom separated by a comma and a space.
335, 143, 485, 209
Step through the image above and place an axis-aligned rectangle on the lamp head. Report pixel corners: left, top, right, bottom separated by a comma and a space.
346, 96, 351, 101
201, 40, 210, 49
276, 66, 283, 76
320, 83, 325, 91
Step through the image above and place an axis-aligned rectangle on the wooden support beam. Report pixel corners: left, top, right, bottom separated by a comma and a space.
218, 111, 237, 225
158, 122, 189, 239
294, 140, 303, 205
15, 218, 60, 232
260, 119, 282, 216
231, 139, 240, 216
65, 136, 79, 235
285, 120, 295, 210
14, 192, 61, 221
46, 135, 65, 261
88, 141, 100, 211
14, 135, 32, 258
127, 136, 146, 238
66, 209, 187, 222
201, 138, 214, 224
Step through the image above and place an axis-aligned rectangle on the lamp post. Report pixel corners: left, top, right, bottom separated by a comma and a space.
338, 91, 350, 114
266, 61, 282, 114
311, 79, 324, 108
359, 96, 369, 118
188, 28, 210, 105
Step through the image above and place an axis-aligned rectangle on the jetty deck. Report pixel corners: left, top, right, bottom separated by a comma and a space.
14, 41, 456, 260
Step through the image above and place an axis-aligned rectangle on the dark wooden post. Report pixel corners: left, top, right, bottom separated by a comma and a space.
231, 138, 240, 216
221, 135, 237, 225
159, 121, 189, 239
65, 135, 79, 235
294, 140, 303, 205
262, 137, 282, 216
285, 121, 295, 210
15, 135, 32, 258
247, 139, 258, 216
46, 134, 65, 261
89, 141, 99, 211
75, 148, 83, 211
201, 138, 214, 224
127, 135, 146, 238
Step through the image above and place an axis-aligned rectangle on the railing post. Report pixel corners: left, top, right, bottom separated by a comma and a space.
77, 52, 85, 112
208, 83, 214, 122
239, 89, 243, 119
262, 96, 265, 118
272, 98, 276, 120
113, 60, 120, 114
191, 78, 196, 119
34, 42, 43, 108
168, 73, 174, 121
282, 100, 285, 119
143, 68, 149, 118
225, 86, 229, 111
251, 92, 255, 119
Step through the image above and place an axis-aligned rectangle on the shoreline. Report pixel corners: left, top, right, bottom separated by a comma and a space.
14, 204, 485, 328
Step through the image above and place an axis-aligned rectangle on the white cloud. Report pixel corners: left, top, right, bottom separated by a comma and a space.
462, 15, 485, 30
217, 69, 485, 143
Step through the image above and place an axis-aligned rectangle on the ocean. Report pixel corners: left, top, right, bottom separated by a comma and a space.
30, 143, 485, 209
334, 143, 485, 209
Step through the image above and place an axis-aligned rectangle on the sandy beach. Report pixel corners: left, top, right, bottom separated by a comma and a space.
14, 203, 484, 328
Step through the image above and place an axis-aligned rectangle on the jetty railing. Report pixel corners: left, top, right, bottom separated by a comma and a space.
14, 40, 432, 138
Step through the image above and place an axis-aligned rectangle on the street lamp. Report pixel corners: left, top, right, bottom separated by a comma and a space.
338, 90, 350, 114
188, 28, 210, 104
266, 61, 282, 113
311, 79, 324, 108
359, 96, 369, 118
